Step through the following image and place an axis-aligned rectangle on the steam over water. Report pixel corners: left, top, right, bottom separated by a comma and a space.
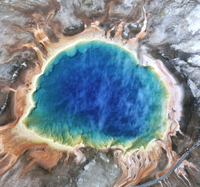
24, 41, 168, 149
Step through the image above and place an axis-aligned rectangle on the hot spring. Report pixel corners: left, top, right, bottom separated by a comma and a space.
23, 40, 169, 150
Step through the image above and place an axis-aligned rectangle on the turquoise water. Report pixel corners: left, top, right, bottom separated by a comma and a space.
24, 41, 168, 149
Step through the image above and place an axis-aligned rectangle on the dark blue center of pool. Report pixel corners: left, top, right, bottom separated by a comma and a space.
24, 41, 168, 149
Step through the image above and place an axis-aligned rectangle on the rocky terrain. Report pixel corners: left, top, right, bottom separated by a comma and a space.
0, 0, 200, 186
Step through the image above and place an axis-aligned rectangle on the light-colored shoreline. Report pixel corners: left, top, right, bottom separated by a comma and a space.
10, 23, 183, 155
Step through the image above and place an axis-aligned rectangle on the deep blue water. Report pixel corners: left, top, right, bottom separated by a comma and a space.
24, 41, 168, 148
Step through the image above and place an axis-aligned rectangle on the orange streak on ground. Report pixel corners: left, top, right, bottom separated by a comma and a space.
115, 147, 161, 187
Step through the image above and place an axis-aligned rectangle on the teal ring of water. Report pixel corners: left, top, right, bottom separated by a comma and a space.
23, 40, 168, 150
